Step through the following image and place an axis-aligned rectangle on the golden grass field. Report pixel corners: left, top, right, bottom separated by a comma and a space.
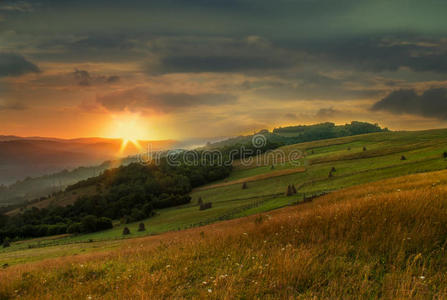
1, 169, 447, 299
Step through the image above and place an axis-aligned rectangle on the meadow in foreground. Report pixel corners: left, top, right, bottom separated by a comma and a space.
1, 169, 447, 299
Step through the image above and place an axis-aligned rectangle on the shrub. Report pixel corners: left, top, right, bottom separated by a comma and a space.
363, 146, 367, 151
81, 215, 98, 233
122, 227, 131, 235
197, 197, 203, 206
443, 151, 447, 159
242, 182, 248, 189
401, 155, 407, 161
138, 223, 146, 232
199, 202, 212, 210
331, 167, 336, 172
96, 217, 113, 231
2, 237, 10, 248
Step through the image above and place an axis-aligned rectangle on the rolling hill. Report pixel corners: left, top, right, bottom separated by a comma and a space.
0, 136, 175, 186
1, 128, 446, 247
1, 128, 447, 298
1, 166, 447, 298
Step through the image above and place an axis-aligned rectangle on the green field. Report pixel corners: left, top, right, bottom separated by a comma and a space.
2, 129, 447, 266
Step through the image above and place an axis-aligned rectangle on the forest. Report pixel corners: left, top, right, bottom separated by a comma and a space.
0, 158, 231, 243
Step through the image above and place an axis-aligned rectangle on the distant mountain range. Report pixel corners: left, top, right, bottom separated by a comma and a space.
0, 135, 175, 185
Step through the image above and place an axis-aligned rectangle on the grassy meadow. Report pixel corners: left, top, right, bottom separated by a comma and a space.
2, 129, 447, 261
2, 170, 447, 298
1, 128, 447, 298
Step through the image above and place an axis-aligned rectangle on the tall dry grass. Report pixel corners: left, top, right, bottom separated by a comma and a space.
2, 170, 447, 299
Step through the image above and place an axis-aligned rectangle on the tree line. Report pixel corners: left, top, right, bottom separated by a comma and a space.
0, 157, 231, 243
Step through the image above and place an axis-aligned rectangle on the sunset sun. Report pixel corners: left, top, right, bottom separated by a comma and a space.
108, 114, 149, 153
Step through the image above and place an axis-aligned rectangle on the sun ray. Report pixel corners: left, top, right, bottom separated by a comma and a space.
108, 113, 149, 155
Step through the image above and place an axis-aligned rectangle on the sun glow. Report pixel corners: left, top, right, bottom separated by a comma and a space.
108, 113, 150, 154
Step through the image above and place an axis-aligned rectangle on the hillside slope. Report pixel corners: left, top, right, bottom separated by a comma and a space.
1, 170, 447, 298
4, 128, 447, 248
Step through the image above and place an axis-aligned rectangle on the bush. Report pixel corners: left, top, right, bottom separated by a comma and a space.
122, 227, 131, 235
2, 237, 10, 248
81, 215, 98, 233
401, 155, 407, 161
96, 217, 113, 231
138, 223, 146, 232
199, 202, 212, 210
242, 182, 248, 189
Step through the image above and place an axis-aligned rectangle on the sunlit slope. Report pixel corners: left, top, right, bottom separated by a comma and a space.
3, 129, 447, 251
2, 170, 447, 298
193, 129, 447, 202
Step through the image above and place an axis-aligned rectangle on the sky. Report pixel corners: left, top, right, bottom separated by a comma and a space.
1, 0, 447, 141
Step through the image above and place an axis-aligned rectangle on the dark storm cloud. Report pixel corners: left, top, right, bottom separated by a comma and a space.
148, 55, 290, 74
372, 88, 447, 120
251, 71, 383, 101
70, 36, 135, 51
290, 36, 447, 74
144, 35, 293, 75
0, 53, 40, 77
96, 88, 238, 112
30, 35, 144, 63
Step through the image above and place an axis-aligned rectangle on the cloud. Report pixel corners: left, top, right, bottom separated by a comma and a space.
147, 55, 290, 75
106, 75, 120, 83
301, 36, 447, 74
72, 69, 120, 86
371, 88, 447, 120
0, 101, 26, 111
316, 107, 339, 118
73, 69, 91, 86
144, 36, 293, 75
0, 1, 33, 12
0, 53, 40, 77
96, 88, 238, 113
